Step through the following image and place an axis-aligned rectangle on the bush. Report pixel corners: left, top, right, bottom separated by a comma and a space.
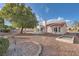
3, 29, 10, 33
0, 37, 9, 55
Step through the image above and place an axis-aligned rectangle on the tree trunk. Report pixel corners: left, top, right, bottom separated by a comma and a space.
20, 27, 23, 34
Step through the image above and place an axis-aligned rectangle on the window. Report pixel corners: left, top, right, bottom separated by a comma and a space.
41, 27, 43, 31
54, 27, 57, 32
59, 27, 60, 32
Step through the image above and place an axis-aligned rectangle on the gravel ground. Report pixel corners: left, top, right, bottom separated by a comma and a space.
2, 32, 79, 56
5, 38, 41, 56
14, 34, 79, 56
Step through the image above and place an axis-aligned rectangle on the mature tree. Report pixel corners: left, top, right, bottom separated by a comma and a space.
0, 3, 38, 33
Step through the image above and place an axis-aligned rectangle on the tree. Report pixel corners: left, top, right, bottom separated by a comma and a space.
0, 3, 38, 33
74, 21, 79, 27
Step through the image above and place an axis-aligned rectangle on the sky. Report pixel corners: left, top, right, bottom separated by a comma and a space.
26, 3, 79, 20
26, 3, 79, 26
0, 3, 79, 26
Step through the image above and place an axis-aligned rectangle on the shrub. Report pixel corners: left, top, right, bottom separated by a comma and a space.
3, 29, 10, 33
0, 37, 9, 55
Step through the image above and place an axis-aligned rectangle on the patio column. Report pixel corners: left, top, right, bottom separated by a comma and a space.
45, 20, 47, 33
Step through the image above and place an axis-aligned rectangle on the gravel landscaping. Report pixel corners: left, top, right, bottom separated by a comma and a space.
5, 40, 42, 56
1, 32, 79, 56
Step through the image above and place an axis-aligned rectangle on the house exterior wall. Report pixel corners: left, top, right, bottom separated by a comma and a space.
60, 25, 67, 34
47, 26, 52, 33
47, 25, 67, 34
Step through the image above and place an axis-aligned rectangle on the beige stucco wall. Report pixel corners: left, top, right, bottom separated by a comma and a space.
47, 26, 52, 33
47, 25, 67, 34
60, 25, 67, 34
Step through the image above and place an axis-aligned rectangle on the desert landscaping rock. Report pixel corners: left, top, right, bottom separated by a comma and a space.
5, 41, 42, 56
3, 33, 79, 56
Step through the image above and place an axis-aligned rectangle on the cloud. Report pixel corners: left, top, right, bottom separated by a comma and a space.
65, 19, 71, 22
57, 17, 74, 26
48, 17, 65, 23
47, 17, 74, 27
36, 15, 74, 27
56, 17, 73, 24
36, 14, 47, 26
65, 19, 74, 27
36, 14, 43, 22
57, 17, 64, 20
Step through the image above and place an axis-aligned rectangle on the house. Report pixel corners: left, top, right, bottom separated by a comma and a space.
46, 20, 67, 34
37, 17, 67, 34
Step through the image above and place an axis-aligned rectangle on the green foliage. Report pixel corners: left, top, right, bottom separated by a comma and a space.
3, 25, 8, 29
0, 3, 38, 33
0, 17, 4, 28
0, 37, 9, 55
2, 29, 10, 33
2, 25, 12, 32
0, 3, 17, 19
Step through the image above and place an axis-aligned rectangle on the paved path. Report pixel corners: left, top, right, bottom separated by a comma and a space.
5, 38, 41, 56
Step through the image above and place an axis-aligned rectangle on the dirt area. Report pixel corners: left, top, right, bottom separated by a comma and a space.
2, 32, 79, 56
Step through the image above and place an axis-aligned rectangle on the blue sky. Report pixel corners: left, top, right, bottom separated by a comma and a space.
0, 3, 79, 26
26, 3, 79, 20
26, 3, 79, 26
